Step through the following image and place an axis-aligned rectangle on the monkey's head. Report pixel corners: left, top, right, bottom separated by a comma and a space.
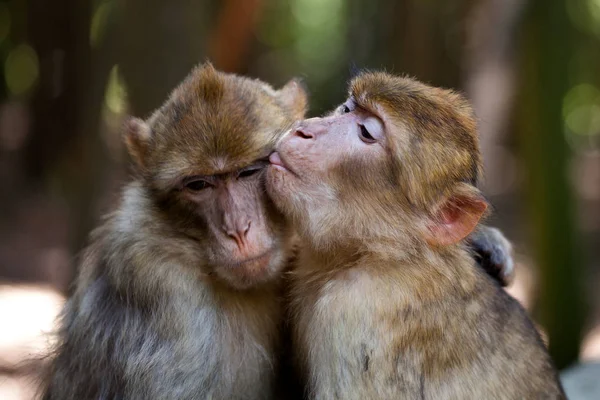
267, 71, 486, 252
124, 63, 307, 289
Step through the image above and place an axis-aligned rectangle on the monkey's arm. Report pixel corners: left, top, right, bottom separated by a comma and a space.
468, 226, 514, 286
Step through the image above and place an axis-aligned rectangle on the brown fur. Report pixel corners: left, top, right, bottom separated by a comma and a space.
40, 64, 517, 400
266, 71, 564, 399
40, 63, 307, 400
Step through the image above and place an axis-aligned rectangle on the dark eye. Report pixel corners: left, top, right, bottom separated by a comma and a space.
340, 99, 356, 114
185, 179, 210, 191
359, 124, 376, 143
238, 163, 266, 179
238, 169, 260, 178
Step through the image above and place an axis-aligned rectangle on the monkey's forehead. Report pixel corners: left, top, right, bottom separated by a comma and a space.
149, 100, 292, 176
145, 66, 298, 176
349, 72, 472, 112
349, 72, 477, 140
152, 112, 288, 177
153, 71, 293, 130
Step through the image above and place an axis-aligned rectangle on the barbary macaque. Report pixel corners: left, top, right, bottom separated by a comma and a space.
41, 64, 516, 400
41, 63, 307, 400
266, 72, 565, 399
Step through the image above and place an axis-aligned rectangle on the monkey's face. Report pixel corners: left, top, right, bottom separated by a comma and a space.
124, 64, 307, 289
266, 97, 402, 245
267, 71, 487, 249
169, 164, 294, 290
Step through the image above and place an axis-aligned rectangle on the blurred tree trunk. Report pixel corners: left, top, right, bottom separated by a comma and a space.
516, 0, 585, 368
26, 0, 90, 179
348, 0, 475, 89
26, 0, 114, 289
464, 0, 525, 197
118, 0, 262, 117
117, 0, 215, 118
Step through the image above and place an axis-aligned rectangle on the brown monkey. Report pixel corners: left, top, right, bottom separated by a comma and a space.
266, 72, 565, 399
41, 64, 516, 400
41, 63, 308, 400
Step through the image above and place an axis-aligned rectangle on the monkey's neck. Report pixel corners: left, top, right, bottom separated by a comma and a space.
296, 241, 480, 303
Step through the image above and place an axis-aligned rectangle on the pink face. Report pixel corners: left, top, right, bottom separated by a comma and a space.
177, 161, 292, 290
266, 94, 487, 250
266, 97, 387, 225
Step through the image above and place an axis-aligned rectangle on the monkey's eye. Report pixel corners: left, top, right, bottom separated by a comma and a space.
184, 179, 211, 191
358, 124, 376, 143
237, 163, 266, 179
340, 98, 356, 114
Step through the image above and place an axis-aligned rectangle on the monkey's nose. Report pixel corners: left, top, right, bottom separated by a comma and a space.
225, 221, 251, 249
293, 127, 314, 140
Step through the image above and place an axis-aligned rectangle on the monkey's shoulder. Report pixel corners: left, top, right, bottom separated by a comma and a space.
396, 273, 566, 398
291, 264, 565, 399
424, 279, 565, 397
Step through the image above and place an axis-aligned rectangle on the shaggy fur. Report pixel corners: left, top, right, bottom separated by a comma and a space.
40, 64, 306, 400
40, 66, 518, 400
267, 71, 565, 399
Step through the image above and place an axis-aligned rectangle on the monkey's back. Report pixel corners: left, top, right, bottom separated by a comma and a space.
291, 256, 565, 400
418, 272, 566, 399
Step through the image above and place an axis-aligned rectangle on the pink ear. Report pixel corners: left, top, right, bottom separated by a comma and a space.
123, 117, 151, 168
425, 196, 487, 246
278, 79, 308, 120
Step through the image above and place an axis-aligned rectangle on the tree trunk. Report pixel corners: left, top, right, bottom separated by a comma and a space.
26, 0, 113, 289
117, 0, 214, 118
516, 0, 585, 368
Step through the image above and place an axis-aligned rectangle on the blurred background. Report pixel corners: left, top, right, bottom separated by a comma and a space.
0, 0, 598, 398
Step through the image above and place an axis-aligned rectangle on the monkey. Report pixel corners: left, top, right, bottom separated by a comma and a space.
40, 63, 517, 400
266, 71, 565, 399
41, 63, 308, 400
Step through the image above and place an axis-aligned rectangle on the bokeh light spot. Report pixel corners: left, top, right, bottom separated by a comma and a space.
90, 1, 114, 47
291, 0, 343, 29
104, 65, 127, 114
4, 44, 39, 97
588, 0, 600, 26
563, 84, 600, 137
568, 0, 600, 37
290, 0, 348, 80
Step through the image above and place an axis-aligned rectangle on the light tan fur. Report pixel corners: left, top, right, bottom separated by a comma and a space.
41, 65, 518, 400
267, 71, 564, 399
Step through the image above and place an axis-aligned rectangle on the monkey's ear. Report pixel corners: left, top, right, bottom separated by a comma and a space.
123, 117, 152, 168
278, 79, 309, 119
424, 195, 488, 247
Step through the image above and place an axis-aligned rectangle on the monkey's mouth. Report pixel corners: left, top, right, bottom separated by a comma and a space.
225, 249, 273, 270
215, 249, 278, 289
268, 152, 294, 175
